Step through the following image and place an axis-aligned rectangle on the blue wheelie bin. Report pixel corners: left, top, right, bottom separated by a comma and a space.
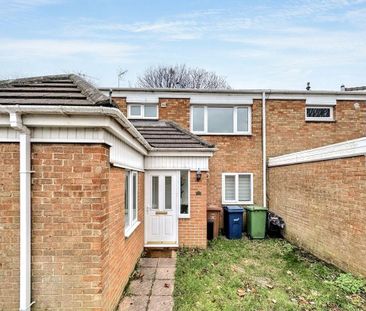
223, 206, 244, 239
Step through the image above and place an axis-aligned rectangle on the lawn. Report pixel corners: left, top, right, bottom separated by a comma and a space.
174, 237, 365, 311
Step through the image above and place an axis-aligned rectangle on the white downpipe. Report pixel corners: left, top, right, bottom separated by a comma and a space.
9, 113, 33, 311
262, 92, 267, 208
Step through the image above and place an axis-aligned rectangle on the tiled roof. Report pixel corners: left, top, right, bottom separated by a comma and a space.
344, 86, 366, 91
132, 120, 215, 149
0, 74, 116, 107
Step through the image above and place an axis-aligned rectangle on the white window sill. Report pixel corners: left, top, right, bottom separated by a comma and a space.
305, 119, 335, 122
124, 221, 141, 238
179, 214, 190, 219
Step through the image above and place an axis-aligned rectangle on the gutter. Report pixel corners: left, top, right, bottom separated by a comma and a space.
100, 87, 366, 96
9, 113, 34, 311
0, 105, 151, 153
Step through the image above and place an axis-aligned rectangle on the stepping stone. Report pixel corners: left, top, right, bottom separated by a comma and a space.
119, 295, 149, 311
157, 258, 176, 268
155, 267, 176, 280
151, 280, 174, 296
148, 295, 174, 311
139, 258, 159, 268
128, 278, 153, 296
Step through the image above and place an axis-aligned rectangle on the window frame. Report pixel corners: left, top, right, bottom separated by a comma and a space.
127, 104, 158, 119
190, 105, 252, 135
222, 173, 253, 205
305, 106, 334, 122
179, 170, 190, 219
124, 171, 140, 237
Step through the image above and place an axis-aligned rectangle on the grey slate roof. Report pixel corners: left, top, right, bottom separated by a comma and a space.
345, 86, 366, 91
0, 74, 116, 107
132, 120, 215, 149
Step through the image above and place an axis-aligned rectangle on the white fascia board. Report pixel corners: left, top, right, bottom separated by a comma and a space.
268, 137, 366, 167
21, 114, 147, 155
190, 94, 253, 105
0, 114, 10, 126
306, 96, 336, 106
147, 150, 214, 157
0, 105, 151, 152
106, 90, 255, 105
127, 94, 159, 103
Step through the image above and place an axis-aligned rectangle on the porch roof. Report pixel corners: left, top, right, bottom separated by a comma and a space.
132, 120, 215, 149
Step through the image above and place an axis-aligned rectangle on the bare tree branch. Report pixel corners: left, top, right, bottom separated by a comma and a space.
136, 64, 230, 89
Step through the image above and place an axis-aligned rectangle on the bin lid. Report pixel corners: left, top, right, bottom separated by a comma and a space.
223, 205, 244, 212
245, 205, 268, 211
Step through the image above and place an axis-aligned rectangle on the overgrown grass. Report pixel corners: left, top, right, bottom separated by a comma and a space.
174, 237, 365, 311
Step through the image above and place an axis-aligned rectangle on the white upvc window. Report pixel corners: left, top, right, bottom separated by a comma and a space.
191, 105, 251, 135
127, 104, 158, 119
125, 171, 139, 237
305, 106, 334, 122
222, 173, 253, 204
179, 170, 190, 218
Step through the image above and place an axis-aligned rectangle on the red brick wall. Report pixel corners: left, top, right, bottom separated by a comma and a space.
0, 144, 20, 310
113, 97, 127, 116
268, 156, 366, 276
266, 100, 366, 157
158, 98, 190, 129
31, 144, 110, 310
102, 168, 144, 310
179, 171, 208, 248
203, 100, 264, 209
0, 143, 145, 311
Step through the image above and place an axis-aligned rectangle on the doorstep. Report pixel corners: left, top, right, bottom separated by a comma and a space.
119, 257, 176, 311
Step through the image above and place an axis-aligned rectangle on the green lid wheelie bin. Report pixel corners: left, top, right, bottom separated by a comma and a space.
245, 206, 268, 239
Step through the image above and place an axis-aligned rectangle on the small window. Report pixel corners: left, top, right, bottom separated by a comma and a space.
192, 106, 205, 132
128, 104, 158, 119
144, 104, 158, 118
151, 176, 159, 209
179, 170, 190, 218
222, 173, 253, 204
125, 171, 139, 237
165, 176, 172, 210
191, 105, 251, 134
130, 105, 142, 117
305, 106, 334, 121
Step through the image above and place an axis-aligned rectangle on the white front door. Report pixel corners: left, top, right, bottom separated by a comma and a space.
145, 171, 179, 247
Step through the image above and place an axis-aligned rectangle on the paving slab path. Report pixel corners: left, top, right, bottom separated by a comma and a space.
119, 257, 176, 311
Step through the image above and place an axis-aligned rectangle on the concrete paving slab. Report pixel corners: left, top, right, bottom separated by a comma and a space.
148, 295, 174, 311
139, 258, 159, 268
155, 267, 176, 280
151, 279, 174, 296
138, 267, 156, 280
157, 258, 176, 268
119, 295, 149, 311
128, 278, 153, 296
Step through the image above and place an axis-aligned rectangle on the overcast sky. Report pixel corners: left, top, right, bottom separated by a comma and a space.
1, 0, 365, 90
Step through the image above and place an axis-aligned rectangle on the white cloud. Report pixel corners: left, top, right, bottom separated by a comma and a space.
0, 39, 139, 61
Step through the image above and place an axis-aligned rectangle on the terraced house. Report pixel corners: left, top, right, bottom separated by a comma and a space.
0, 74, 365, 310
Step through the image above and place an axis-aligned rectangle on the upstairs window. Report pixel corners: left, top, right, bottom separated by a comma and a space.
222, 173, 253, 204
305, 106, 334, 122
128, 104, 158, 119
191, 106, 251, 134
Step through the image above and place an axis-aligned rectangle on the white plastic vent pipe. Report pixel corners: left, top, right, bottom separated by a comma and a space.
9, 113, 33, 311
262, 92, 267, 208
